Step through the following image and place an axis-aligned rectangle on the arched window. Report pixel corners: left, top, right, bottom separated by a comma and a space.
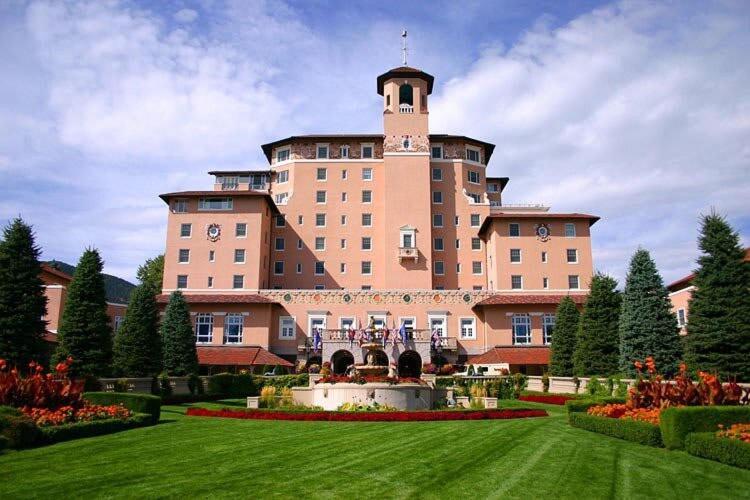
399, 84, 413, 106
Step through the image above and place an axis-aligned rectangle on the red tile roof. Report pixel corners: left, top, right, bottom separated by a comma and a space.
476, 294, 587, 306
40, 264, 73, 283
155, 294, 277, 304
197, 346, 293, 367
468, 347, 550, 365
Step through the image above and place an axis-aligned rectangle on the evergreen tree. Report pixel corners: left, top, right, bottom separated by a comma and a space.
0, 218, 47, 366
112, 282, 162, 377
685, 213, 750, 379
160, 291, 198, 376
136, 255, 164, 293
54, 248, 112, 377
573, 273, 621, 376
549, 296, 580, 376
619, 249, 682, 377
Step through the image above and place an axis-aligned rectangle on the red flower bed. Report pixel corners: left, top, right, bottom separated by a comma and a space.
22, 404, 132, 427
0, 358, 84, 409
519, 394, 576, 405
186, 407, 548, 422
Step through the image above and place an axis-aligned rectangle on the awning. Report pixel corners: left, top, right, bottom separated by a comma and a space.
467, 347, 550, 365
196, 346, 293, 367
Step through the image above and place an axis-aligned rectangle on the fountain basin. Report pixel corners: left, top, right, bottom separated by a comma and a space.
294, 382, 440, 411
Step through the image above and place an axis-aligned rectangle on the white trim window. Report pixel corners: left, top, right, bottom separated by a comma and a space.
467, 170, 480, 184
274, 261, 284, 275
543, 314, 555, 345
431, 144, 443, 159
459, 317, 476, 340
316, 168, 328, 181
677, 309, 686, 327
512, 314, 531, 345
511, 275, 523, 289
276, 147, 290, 163
339, 317, 355, 332
472, 261, 483, 275
236, 223, 247, 238
434, 237, 444, 251
315, 261, 325, 275
275, 238, 285, 251
428, 314, 447, 337
340, 145, 349, 158
362, 190, 372, 203
434, 261, 445, 276
276, 170, 289, 183
178, 249, 190, 263
114, 316, 123, 333
173, 199, 188, 213
433, 214, 443, 228
308, 314, 326, 337
180, 224, 192, 238
362, 168, 373, 181
232, 275, 244, 289
361, 261, 372, 275
568, 275, 580, 290
432, 191, 443, 204
280, 316, 296, 339
432, 167, 443, 181
316, 144, 329, 160
362, 213, 372, 226
199, 197, 233, 211
466, 147, 481, 163
315, 213, 326, 227
565, 223, 576, 237
567, 249, 578, 263
224, 313, 244, 344
471, 238, 481, 251
509, 223, 520, 237
176, 275, 188, 289
195, 313, 213, 343
316, 190, 327, 204
470, 214, 481, 227
541, 251, 548, 263
399, 317, 416, 334
234, 249, 246, 263
315, 237, 326, 251
361, 144, 374, 159
361, 237, 372, 250
275, 215, 286, 227
510, 249, 521, 263
400, 228, 415, 248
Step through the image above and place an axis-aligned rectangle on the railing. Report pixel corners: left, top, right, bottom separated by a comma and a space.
298, 330, 457, 350
399, 103, 414, 114
398, 247, 418, 261
221, 181, 239, 190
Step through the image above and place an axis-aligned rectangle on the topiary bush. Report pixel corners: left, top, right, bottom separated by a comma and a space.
83, 392, 161, 425
569, 412, 663, 447
659, 406, 750, 450
684, 432, 750, 470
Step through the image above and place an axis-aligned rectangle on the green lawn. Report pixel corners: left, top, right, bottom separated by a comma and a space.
1, 400, 749, 499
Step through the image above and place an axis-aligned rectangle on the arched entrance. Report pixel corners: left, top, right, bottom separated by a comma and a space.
398, 351, 422, 378
331, 350, 355, 375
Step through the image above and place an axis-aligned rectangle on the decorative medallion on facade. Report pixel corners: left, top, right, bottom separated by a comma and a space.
260, 290, 490, 306
206, 224, 221, 242
402, 294, 412, 304
535, 223, 551, 242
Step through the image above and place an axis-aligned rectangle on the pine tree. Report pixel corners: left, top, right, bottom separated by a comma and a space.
549, 296, 580, 376
685, 213, 750, 379
160, 291, 198, 376
573, 273, 621, 376
619, 249, 683, 377
54, 248, 112, 377
0, 218, 48, 366
112, 282, 162, 377
136, 255, 164, 293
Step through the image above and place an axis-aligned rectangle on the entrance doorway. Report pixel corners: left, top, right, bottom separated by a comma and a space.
398, 351, 422, 378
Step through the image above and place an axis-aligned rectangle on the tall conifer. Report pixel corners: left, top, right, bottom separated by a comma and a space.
113, 282, 162, 376
573, 273, 621, 376
549, 296, 580, 376
161, 291, 198, 376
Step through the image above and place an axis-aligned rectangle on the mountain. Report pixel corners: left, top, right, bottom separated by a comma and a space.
45, 260, 135, 304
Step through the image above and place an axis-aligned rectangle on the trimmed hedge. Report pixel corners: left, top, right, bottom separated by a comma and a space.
0, 435, 7, 452
0, 412, 40, 449
659, 406, 750, 450
207, 373, 256, 397
569, 412, 663, 447
84, 392, 162, 425
565, 397, 627, 417
685, 432, 750, 470
39, 414, 152, 445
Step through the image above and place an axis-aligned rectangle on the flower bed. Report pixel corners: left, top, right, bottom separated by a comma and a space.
587, 404, 661, 425
519, 394, 577, 406
186, 407, 548, 422
316, 375, 426, 385
23, 403, 131, 426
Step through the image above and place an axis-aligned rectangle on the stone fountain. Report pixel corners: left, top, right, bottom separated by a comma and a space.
353, 342, 390, 377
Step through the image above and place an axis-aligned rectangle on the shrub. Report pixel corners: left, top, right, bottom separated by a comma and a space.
188, 374, 203, 395
83, 392, 161, 425
260, 386, 277, 408
466, 364, 475, 376
0, 412, 39, 448
569, 412, 662, 447
206, 373, 257, 397
512, 373, 528, 398
0, 435, 7, 452
685, 432, 750, 470
114, 378, 130, 393
541, 373, 550, 393
487, 377, 515, 400
39, 413, 152, 445
573, 376, 581, 394
614, 378, 629, 398
659, 406, 750, 450
587, 376, 607, 397
158, 374, 173, 397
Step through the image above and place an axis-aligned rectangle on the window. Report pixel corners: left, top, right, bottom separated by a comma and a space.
543, 314, 555, 345
362, 168, 373, 181
178, 249, 190, 263
455, 239, 461, 249
276, 170, 289, 183
468, 171, 480, 184
341, 215, 347, 225
456, 263, 461, 273
232, 223, 245, 238
207, 276, 213, 288
466, 147, 481, 163
428, 314, 447, 337
314, 168, 328, 181
473, 285, 483, 291
173, 199, 188, 213
434, 261, 445, 275
511, 275, 523, 289
316, 145, 329, 159
399, 83, 413, 105
567, 249, 578, 263
315, 213, 326, 227
232, 274, 244, 289
433, 214, 443, 227
543, 277, 549, 289
361, 144, 373, 159
275, 215, 286, 227
208, 250, 215, 263
455, 216, 460, 226
195, 313, 213, 343
340, 145, 349, 158
432, 191, 443, 204
509, 223, 520, 237
471, 238, 481, 250
472, 261, 483, 275
565, 223, 576, 237
432, 168, 443, 181
340, 263, 346, 273
315, 237, 325, 251
510, 249, 521, 263
400, 229, 415, 248
224, 313, 244, 344
114, 316, 123, 333
340, 238, 346, 249
362, 213, 372, 226
361, 237, 372, 250
361, 261, 372, 275
276, 148, 290, 163
180, 223, 192, 238
460, 318, 476, 339
361, 285, 371, 290
362, 190, 372, 203
314, 284, 325, 290
341, 192, 347, 202
279, 316, 295, 339
298, 215, 303, 225
488, 183, 499, 193
198, 197, 232, 210
316, 191, 326, 203
341, 169, 348, 179
568, 275, 580, 289
541, 251, 548, 263
677, 309, 686, 327
274, 261, 284, 275
468, 193, 482, 203
434, 237, 444, 251
431, 145, 443, 159
470, 214, 481, 227
512, 315, 531, 345
274, 192, 289, 204
297, 239, 302, 250
315, 261, 325, 275
296, 263, 302, 274
234, 249, 245, 263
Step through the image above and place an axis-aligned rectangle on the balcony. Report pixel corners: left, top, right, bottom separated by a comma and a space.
297, 329, 457, 352
398, 246, 418, 262
399, 103, 414, 114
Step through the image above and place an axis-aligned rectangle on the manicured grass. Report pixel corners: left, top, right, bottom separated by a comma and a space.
1, 400, 749, 499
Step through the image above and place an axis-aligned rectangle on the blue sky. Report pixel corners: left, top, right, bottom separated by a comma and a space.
1, 0, 748, 285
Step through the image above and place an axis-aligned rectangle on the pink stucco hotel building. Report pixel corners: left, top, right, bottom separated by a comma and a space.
157, 65, 599, 376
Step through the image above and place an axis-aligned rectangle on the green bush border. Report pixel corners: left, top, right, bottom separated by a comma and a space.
0, 413, 40, 449
659, 406, 750, 450
83, 392, 162, 425
569, 412, 663, 447
39, 414, 153, 445
685, 432, 750, 469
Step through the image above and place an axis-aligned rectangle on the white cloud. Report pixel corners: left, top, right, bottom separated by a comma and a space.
174, 8, 198, 23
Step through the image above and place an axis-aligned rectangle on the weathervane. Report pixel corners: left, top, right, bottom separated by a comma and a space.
401, 29, 408, 65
